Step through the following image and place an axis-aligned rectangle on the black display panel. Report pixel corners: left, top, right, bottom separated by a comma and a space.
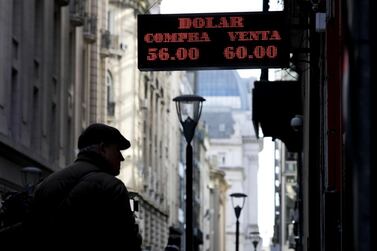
138, 11, 289, 71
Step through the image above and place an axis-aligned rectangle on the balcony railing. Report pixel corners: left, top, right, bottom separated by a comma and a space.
100, 30, 124, 57
70, 0, 85, 26
83, 14, 97, 43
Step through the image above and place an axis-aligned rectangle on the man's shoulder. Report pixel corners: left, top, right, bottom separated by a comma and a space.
35, 162, 100, 195
83, 172, 127, 191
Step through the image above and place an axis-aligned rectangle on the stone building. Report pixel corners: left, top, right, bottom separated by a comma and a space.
104, 2, 189, 249
0, 1, 216, 250
0, 0, 102, 192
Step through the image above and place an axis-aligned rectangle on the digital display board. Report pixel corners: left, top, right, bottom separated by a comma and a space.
137, 11, 289, 71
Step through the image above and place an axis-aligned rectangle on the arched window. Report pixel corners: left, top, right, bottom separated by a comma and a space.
106, 71, 115, 116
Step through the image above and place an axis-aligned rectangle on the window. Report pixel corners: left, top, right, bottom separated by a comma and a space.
107, 10, 114, 33
218, 152, 226, 165
144, 76, 148, 99
106, 71, 115, 116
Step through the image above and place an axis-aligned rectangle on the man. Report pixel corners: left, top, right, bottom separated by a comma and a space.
27, 123, 142, 250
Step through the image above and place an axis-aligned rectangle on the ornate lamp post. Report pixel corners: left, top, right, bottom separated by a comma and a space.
250, 231, 262, 251
230, 193, 247, 251
173, 94, 205, 251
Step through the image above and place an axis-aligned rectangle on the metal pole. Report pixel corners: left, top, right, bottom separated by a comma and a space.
236, 219, 240, 251
296, 151, 303, 251
260, 0, 269, 81
186, 143, 193, 251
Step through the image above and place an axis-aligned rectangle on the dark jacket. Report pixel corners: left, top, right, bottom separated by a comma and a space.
27, 151, 142, 250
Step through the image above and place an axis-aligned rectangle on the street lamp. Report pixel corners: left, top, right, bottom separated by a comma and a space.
21, 166, 42, 190
173, 94, 205, 251
230, 193, 247, 251
250, 231, 261, 251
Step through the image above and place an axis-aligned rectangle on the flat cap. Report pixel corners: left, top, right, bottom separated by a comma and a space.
78, 123, 131, 150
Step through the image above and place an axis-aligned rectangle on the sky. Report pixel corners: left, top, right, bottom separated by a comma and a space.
159, 0, 277, 248
160, 0, 264, 12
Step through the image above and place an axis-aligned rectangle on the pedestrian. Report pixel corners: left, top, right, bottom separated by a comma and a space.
26, 123, 142, 250
164, 226, 182, 251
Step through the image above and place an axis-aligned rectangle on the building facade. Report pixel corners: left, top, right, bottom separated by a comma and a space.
271, 140, 298, 251
253, 0, 377, 251
196, 70, 261, 251
0, 0, 103, 193
0, 1, 185, 250
0, 1, 248, 251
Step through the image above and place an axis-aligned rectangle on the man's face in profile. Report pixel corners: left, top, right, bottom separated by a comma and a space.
100, 143, 125, 175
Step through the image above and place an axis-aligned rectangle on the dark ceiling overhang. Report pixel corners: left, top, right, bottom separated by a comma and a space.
252, 81, 302, 152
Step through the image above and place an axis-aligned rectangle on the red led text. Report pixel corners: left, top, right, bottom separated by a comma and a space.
177, 16, 244, 29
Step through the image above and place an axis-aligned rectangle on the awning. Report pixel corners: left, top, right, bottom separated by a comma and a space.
252, 81, 302, 152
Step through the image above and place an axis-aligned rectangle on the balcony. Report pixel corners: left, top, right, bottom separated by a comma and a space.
140, 99, 148, 110
83, 14, 97, 43
70, 0, 85, 26
109, 0, 148, 14
100, 30, 124, 58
